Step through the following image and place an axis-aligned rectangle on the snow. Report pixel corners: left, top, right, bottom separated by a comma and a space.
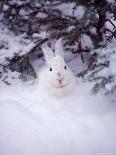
36, 12, 48, 18
73, 5, 85, 20
0, 23, 36, 65
106, 0, 115, 4
33, 31, 47, 39
105, 18, 116, 31
0, 69, 116, 155
81, 34, 94, 49
9, 0, 29, 5
0, 24, 116, 155
54, 3, 85, 19
0, 2, 116, 155
54, 2, 75, 17
97, 39, 116, 78
0, 22, 48, 65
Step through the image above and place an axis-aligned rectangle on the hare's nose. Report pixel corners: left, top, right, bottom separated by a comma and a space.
57, 78, 64, 84
57, 72, 61, 76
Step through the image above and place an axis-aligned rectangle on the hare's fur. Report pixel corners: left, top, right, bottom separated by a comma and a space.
39, 38, 76, 97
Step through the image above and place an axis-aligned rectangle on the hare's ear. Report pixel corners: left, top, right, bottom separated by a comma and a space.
55, 38, 64, 57
41, 46, 54, 63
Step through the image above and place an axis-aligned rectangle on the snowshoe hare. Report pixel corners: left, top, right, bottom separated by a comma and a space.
39, 38, 76, 97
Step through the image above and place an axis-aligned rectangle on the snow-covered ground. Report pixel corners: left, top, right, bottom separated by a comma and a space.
0, 2, 116, 154
0, 65, 116, 155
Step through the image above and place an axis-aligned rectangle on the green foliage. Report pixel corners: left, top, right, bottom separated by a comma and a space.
0, 0, 115, 83
10, 56, 37, 81
85, 40, 116, 95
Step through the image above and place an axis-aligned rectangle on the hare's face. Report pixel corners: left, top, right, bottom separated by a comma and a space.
45, 56, 73, 89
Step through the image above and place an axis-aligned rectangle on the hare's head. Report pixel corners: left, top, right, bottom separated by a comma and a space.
40, 38, 76, 97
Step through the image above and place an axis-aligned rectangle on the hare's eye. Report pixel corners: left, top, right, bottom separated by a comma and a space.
64, 65, 67, 69
49, 67, 52, 71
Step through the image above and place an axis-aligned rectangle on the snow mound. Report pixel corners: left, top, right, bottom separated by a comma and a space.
0, 79, 116, 155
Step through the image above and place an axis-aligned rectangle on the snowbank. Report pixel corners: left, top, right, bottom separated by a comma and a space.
0, 79, 116, 155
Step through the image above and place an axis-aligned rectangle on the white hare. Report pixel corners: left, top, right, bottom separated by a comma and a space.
39, 38, 76, 97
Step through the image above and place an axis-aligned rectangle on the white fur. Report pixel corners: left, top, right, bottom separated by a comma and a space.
39, 38, 76, 97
